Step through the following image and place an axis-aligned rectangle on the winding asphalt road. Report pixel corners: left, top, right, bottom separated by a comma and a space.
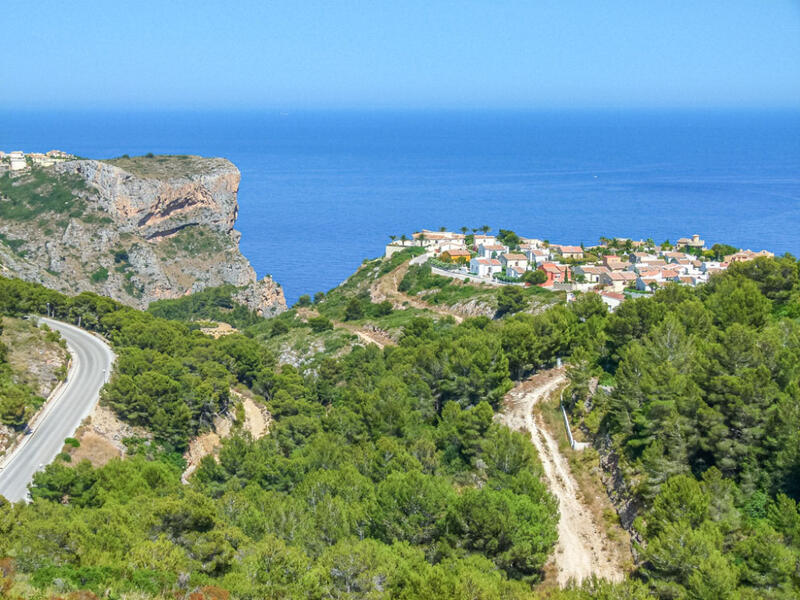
0, 318, 114, 502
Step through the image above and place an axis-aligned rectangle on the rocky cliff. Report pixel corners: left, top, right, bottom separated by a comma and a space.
0, 154, 286, 316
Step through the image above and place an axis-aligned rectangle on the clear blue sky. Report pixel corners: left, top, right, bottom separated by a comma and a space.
3, 1, 799, 110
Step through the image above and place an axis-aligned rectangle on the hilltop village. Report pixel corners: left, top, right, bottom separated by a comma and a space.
386, 228, 773, 310
0, 149, 75, 171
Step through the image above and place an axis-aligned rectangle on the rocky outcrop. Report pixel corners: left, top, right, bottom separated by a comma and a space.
0, 155, 286, 316
234, 277, 286, 317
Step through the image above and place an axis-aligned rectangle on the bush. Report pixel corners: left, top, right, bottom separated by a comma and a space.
496, 287, 527, 316
270, 320, 289, 337
344, 298, 365, 321
64, 437, 80, 448
371, 300, 393, 317
90, 267, 109, 283
308, 316, 334, 332
522, 270, 547, 285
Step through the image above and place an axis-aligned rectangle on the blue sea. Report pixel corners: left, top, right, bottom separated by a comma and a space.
2, 110, 799, 304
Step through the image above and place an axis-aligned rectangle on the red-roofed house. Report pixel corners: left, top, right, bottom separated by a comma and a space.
538, 262, 569, 286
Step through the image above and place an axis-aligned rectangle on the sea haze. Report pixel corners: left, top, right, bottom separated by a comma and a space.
2, 109, 799, 304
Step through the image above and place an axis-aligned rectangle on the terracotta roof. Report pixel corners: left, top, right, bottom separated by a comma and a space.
502, 253, 527, 261
608, 271, 636, 281
605, 261, 629, 271
481, 244, 506, 250
443, 249, 471, 256
579, 266, 609, 274
541, 262, 564, 273
599, 291, 625, 300
474, 258, 501, 266
553, 244, 583, 253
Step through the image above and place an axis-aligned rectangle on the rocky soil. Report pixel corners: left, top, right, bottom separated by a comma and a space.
0, 155, 286, 316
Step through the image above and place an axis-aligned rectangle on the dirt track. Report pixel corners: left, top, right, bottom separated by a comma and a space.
500, 369, 624, 586
369, 261, 464, 323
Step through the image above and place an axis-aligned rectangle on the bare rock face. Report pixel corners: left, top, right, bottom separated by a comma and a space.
234, 277, 287, 317
55, 158, 240, 238
0, 155, 287, 316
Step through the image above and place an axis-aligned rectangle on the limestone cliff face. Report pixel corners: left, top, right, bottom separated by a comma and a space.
0, 155, 286, 316
55, 159, 240, 239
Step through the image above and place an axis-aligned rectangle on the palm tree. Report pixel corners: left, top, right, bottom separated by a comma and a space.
460, 226, 468, 235
389, 235, 397, 242
400, 234, 408, 244
480, 225, 490, 234
439, 226, 447, 232
418, 233, 427, 246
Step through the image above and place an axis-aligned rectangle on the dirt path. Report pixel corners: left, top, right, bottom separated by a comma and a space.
499, 369, 624, 586
370, 261, 465, 323
296, 307, 396, 348
337, 323, 394, 349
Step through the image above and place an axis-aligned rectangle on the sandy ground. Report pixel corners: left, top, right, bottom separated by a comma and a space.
181, 393, 271, 483
69, 404, 151, 467
499, 369, 624, 586
199, 322, 238, 338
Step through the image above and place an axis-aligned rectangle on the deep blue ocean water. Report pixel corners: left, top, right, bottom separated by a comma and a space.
2, 110, 799, 304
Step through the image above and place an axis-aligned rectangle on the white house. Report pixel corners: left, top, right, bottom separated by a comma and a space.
523, 248, 550, 266
600, 271, 637, 293
550, 244, 584, 260
599, 290, 625, 311
572, 265, 609, 283
505, 265, 526, 279
500, 253, 528, 271
470, 257, 502, 278
478, 243, 508, 258
472, 234, 497, 247
8, 151, 26, 171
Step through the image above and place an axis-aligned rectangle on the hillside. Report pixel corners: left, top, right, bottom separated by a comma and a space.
0, 155, 285, 316
1, 253, 800, 599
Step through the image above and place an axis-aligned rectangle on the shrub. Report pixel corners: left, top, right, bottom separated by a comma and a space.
90, 267, 109, 283
308, 316, 333, 332
344, 298, 365, 321
271, 320, 290, 337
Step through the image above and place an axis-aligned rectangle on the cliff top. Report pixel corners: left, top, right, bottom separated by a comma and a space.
102, 154, 235, 180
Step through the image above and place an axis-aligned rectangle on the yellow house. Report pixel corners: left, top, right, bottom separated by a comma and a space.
440, 249, 472, 264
